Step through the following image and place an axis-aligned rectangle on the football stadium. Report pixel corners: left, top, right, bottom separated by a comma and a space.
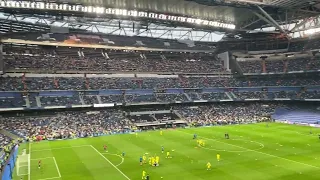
1, 0, 320, 180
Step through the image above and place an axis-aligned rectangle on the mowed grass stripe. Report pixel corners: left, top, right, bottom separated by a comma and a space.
224, 124, 320, 166
179, 126, 320, 179
135, 130, 262, 179
12, 123, 320, 180
100, 132, 203, 179
181, 127, 319, 168
168, 129, 290, 180
50, 146, 98, 180
136, 132, 205, 180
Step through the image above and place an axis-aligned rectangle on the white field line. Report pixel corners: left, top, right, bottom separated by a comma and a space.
19, 173, 29, 176
31, 145, 91, 152
53, 157, 62, 178
16, 156, 20, 176
28, 142, 31, 180
19, 165, 29, 167
30, 157, 55, 161
37, 176, 61, 180
102, 153, 125, 167
178, 130, 320, 169
90, 145, 130, 180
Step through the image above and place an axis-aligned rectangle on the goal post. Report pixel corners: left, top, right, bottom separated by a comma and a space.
16, 150, 29, 176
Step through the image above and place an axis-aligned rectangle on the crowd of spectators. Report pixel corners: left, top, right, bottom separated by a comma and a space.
4, 48, 223, 73
238, 57, 320, 74
0, 134, 11, 150
1, 46, 320, 109
0, 110, 130, 139
0, 103, 279, 140
0, 134, 13, 174
1, 90, 319, 108
1, 75, 320, 108
234, 90, 320, 100
5, 46, 320, 74
0, 98, 25, 108
177, 103, 278, 126
1, 75, 320, 92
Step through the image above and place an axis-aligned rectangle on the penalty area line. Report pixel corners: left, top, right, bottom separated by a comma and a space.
101, 153, 125, 167
31, 145, 91, 152
178, 130, 320, 169
30, 157, 55, 161
53, 157, 62, 178
28, 142, 31, 180
90, 145, 130, 180
37, 176, 61, 180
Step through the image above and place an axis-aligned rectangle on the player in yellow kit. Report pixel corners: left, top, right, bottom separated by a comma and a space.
166, 151, 170, 158
217, 153, 220, 162
206, 162, 211, 170
155, 156, 160, 166
148, 157, 152, 165
160, 130, 163, 136
151, 157, 156, 166
197, 139, 205, 147
142, 170, 146, 179
143, 155, 146, 164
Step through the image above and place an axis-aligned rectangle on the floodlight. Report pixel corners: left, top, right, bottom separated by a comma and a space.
88, 6, 92, 13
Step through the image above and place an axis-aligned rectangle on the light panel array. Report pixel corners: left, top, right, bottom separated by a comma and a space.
0, 0, 236, 29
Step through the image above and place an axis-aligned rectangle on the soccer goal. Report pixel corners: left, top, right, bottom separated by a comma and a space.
16, 149, 29, 176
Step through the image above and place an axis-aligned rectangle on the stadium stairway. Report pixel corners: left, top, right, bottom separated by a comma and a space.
25, 97, 31, 108
195, 93, 203, 100
35, 96, 41, 107
225, 92, 234, 100
79, 92, 85, 105
173, 110, 184, 119
97, 95, 102, 104
183, 93, 192, 101
229, 92, 237, 99
0, 129, 20, 140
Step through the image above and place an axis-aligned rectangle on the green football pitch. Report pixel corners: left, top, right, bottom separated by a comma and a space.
12, 123, 320, 180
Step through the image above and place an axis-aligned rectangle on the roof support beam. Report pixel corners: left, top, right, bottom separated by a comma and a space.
241, 18, 261, 29
252, 11, 274, 28
291, 17, 315, 32
256, 5, 287, 35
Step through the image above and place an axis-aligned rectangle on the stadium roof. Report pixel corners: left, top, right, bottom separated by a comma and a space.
0, 0, 319, 42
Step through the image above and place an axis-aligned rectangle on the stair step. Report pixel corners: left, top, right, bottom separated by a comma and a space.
0, 129, 20, 139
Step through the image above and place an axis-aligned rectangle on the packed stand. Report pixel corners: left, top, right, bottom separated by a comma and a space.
201, 92, 229, 100
301, 91, 320, 99
0, 98, 26, 108
2, 75, 320, 93
0, 110, 131, 139
0, 134, 11, 150
4, 47, 225, 73
238, 61, 262, 74
156, 94, 189, 102
27, 76, 320, 90
40, 95, 81, 107
238, 57, 320, 74
0, 133, 13, 173
177, 103, 278, 126
234, 91, 266, 99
